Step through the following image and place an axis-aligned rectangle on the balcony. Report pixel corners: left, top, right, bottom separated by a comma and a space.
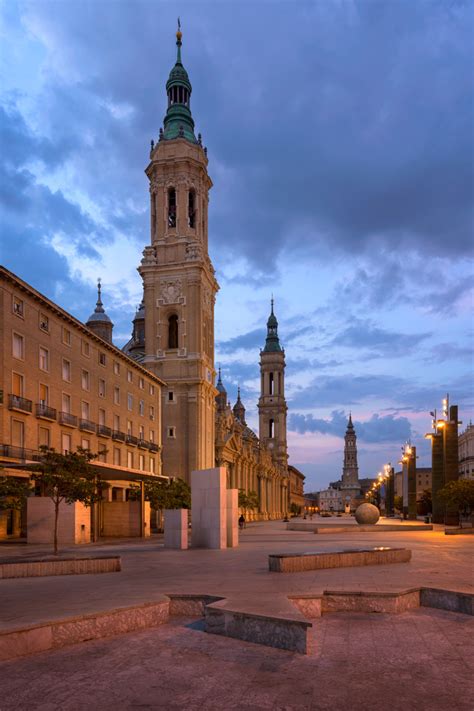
35, 403, 57, 421
8, 394, 33, 414
58, 412, 78, 428
0, 444, 41, 462
79, 419, 96, 433
138, 438, 148, 449
97, 425, 112, 438
125, 434, 138, 446
149, 442, 160, 453
112, 430, 126, 442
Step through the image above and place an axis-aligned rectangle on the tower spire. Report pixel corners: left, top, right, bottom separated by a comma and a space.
162, 21, 197, 143
95, 278, 104, 313
263, 297, 281, 352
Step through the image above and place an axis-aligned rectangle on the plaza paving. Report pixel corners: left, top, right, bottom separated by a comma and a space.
1, 519, 473, 710
0, 609, 473, 710
0, 519, 472, 632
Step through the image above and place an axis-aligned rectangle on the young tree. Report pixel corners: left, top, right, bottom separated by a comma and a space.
238, 489, 259, 513
0, 476, 31, 511
417, 489, 432, 515
289, 502, 301, 517
31, 446, 101, 555
394, 495, 403, 512
130, 478, 191, 512
438, 480, 474, 523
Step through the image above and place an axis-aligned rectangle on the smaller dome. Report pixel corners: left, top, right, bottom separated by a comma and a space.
87, 281, 113, 325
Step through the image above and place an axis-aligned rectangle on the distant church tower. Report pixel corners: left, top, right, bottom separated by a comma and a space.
258, 300, 288, 470
341, 414, 359, 487
138, 26, 219, 482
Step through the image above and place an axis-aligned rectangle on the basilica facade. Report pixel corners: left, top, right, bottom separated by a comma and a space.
123, 28, 295, 519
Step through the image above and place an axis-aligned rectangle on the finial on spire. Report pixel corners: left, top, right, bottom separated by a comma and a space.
271, 294, 274, 313
95, 278, 104, 313
176, 17, 182, 50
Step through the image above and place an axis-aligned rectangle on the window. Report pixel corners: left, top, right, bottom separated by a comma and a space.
139, 400, 144, 416
62, 327, 71, 346
39, 383, 49, 405
13, 296, 24, 317
149, 458, 155, 474
168, 187, 176, 228
139, 425, 145, 439
99, 409, 106, 426
81, 369, 90, 391
167, 426, 176, 438
139, 377, 144, 390
11, 419, 24, 448
127, 394, 133, 411
98, 352, 106, 366
98, 444, 107, 463
62, 359, 71, 382
127, 451, 133, 468
269, 372, 274, 395
81, 437, 90, 450
139, 454, 145, 471
39, 347, 49, 372
113, 414, 120, 430
149, 384, 155, 396
127, 420, 133, 435
150, 429, 155, 442
98, 378, 106, 398
39, 313, 49, 332
127, 370, 133, 383
62, 393, 71, 414
269, 419, 274, 438
113, 448, 121, 466
113, 361, 120, 375
12, 372, 24, 397
114, 386, 120, 405
61, 433, 72, 454
38, 426, 50, 448
81, 401, 90, 419
168, 391, 175, 402
12, 332, 24, 360
149, 405, 155, 421
188, 190, 196, 228
81, 340, 90, 357
168, 314, 178, 349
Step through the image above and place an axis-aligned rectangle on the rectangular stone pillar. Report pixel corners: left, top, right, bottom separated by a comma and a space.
408, 448, 417, 520
27, 498, 91, 545
431, 432, 445, 523
444, 405, 460, 526
164, 509, 188, 549
226, 489, 238, 548
191, 467, 227, 549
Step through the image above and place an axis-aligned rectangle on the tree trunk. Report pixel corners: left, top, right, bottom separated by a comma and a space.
54, 499, 60, 555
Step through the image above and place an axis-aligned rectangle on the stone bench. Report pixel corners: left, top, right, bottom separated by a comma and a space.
0, 556, 121, 579
268, 547, 411, 573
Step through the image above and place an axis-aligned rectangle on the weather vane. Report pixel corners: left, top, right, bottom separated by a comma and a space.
178, 17, 181, 31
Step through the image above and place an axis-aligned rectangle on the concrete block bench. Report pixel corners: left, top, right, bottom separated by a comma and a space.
268, 547, 411, 573
0, 556, 121, 579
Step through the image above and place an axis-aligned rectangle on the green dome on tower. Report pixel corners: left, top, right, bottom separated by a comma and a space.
162, 22, 197, 143
263, 298, 282, 352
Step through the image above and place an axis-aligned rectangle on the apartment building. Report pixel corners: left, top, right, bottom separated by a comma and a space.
0, 266, 165, 539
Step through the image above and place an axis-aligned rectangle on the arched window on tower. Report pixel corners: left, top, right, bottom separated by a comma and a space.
269, 419, 274, 438
168, 188, 176, 228
269, 372, 274, 395
188, 190, 196, 228
168, 314, 179, 349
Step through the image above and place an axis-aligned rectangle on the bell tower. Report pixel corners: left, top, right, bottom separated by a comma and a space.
258, 300, 288, 470
138, 24, 219, 482
342, 414, 359, 486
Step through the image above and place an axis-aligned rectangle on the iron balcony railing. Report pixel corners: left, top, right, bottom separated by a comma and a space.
125, 434, 138, 446
35, 403, 57, 420
0, 444, 42, 462
149, 442, 160, 453
112, 430, 126, 442
8, 394, 33, 414
138, 438, 148, 449
97, 425, 112, 438
58, 412, 78, 427
79, 419, 96, 433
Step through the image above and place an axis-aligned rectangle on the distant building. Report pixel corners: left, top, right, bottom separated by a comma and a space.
325, 414, 364, 511
288, 465, 305, 510
459, 423, 474, 479
319, 486, 343, 512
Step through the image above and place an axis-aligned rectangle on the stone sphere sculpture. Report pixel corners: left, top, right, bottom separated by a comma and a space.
355, 503, 380, 525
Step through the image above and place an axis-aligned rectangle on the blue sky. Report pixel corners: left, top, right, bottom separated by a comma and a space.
1, 0, 473, 491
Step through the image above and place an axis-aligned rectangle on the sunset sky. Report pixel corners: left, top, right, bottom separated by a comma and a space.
1, 0, 472, 490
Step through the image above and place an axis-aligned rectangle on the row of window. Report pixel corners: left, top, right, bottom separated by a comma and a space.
166, 188, 196, 229
11, 307, 156, 389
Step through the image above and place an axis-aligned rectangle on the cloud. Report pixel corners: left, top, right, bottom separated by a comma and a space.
217, 328, 265, 355
289, 410, 412, 443
332, 318, 432, 357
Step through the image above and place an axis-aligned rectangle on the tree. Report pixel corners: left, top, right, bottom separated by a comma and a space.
31, 446, 101, 555
238, 489, 259, 512
0, 476, 31, 511
417, 489, 432, 515
437, 480, 474, 521
289, 502, 301, 517
130, 478, 191, 512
